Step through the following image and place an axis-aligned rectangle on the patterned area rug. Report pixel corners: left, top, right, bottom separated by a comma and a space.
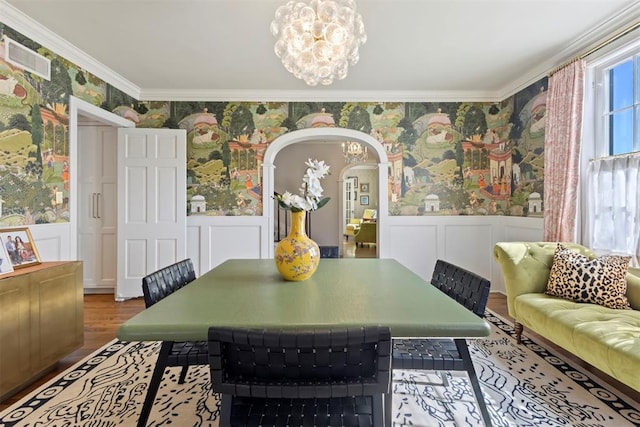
1, 311, 638, 426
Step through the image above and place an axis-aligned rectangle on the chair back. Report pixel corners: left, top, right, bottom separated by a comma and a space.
142, 271, 173, 307
430, 259, 490, 317
142, 258, 197, 308
208, 326, 391, 398
169, 259, 197, 288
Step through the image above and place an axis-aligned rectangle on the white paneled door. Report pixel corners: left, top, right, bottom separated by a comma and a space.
116, 128, 187, 300
77, 125, 117, 292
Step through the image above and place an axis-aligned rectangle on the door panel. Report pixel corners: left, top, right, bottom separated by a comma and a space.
100, 233, 117, 282
125, 167, 147, 223
157, 167, 178, 222
117, 128, 186, 300
101, 182, 116, 228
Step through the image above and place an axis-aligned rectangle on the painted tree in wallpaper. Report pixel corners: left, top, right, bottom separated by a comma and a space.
173, 101, 291, 216
0, 28, 74, 225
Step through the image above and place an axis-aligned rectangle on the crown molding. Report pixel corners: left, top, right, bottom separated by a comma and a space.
0, 0, 141, 99
496, 2, 640, 99
140, 88, 502, 103
2, 0, 638, 105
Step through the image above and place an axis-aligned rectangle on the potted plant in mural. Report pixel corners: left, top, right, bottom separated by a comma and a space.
273, 159, 330, 281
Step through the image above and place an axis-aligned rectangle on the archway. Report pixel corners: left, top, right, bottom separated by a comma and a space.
262, 128, 390, 259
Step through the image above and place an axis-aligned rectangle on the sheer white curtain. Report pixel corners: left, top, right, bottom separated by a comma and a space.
587, 154, 640, 266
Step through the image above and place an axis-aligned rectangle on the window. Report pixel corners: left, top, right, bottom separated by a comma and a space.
594, 41, 640, 156
585, 38, 640, 265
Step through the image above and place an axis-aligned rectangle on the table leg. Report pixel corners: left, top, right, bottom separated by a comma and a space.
138, 341, 172, 427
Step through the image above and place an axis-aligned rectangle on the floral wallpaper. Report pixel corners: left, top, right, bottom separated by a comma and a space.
0, 22, 546, 225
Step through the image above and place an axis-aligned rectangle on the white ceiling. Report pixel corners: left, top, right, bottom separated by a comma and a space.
3, 0, 640, 101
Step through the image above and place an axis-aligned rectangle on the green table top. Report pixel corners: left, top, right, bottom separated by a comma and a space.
117, 259, 490, 342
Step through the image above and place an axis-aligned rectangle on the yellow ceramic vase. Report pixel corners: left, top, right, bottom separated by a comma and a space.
274, 210, 320, 281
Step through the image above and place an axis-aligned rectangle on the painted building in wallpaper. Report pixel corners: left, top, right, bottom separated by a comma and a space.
0, 22, 546, 224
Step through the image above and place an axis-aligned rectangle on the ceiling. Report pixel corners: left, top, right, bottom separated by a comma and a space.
3, 0, 640, 101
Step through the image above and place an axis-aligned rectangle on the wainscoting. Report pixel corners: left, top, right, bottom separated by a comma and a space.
29, 215, 542, 295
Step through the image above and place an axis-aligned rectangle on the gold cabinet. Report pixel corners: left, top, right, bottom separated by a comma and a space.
0, 261, 83, 400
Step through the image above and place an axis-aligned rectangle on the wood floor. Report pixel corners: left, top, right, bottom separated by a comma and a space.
2, 262, 638, 411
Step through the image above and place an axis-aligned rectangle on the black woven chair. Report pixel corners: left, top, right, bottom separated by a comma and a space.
393, 260, 493, 427
208, 326, 392, 427
138, 259, 207, 427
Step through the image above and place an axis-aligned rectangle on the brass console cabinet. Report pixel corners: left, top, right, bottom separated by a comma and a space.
0, 261, 83, 400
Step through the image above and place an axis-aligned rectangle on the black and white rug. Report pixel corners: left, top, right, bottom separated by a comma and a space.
1, 311, 638, 426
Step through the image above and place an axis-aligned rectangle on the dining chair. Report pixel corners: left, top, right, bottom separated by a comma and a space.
392, 259, 493, 427
138, 259, 207, 427
208, 326, 392, 427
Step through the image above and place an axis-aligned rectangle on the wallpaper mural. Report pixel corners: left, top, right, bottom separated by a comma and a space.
0, 22, 546, 225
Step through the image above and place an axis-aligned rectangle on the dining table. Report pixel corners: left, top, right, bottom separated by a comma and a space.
117, 258, 491, 342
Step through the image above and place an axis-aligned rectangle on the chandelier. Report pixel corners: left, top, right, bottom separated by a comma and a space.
342, 141, 368, 163
270, 0, 367, 86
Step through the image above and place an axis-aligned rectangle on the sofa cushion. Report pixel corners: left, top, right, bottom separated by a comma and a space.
514, 293, 640, 393
546, 244, 631, 310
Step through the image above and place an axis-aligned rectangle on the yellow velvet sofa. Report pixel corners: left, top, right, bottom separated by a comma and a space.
493, 242, 640, 392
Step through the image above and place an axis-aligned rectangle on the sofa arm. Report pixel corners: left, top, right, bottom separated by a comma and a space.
493, 242, 595, 318
627, 267, 640, 310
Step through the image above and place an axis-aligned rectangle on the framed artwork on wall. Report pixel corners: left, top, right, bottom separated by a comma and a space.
360, 183, 369, 193
360, 195, 369, 205
0, 227, 41, 269
0, 243, 14, 275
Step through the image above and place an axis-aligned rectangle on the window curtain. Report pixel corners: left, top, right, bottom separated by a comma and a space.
587, 154, 640, 266
543, 60, 586, 242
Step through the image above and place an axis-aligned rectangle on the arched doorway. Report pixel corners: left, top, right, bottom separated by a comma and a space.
262, 128, 390, 259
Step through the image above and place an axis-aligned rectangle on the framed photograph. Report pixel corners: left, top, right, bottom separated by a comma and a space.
0, 242, 14, 275
360, 183, 369, 193
360, 195, 369, 205
0, 227, 41, 269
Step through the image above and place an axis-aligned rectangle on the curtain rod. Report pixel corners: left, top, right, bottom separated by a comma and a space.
589, 151, 640, 162
549, 21, 640, 77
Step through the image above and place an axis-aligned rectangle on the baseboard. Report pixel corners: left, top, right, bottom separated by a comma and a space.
83, 288, 114, 295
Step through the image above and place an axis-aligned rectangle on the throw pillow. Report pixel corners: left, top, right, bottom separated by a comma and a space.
546, 243, 631, 309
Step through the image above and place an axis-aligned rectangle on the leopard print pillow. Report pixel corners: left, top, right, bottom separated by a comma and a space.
546, 244, 631, 310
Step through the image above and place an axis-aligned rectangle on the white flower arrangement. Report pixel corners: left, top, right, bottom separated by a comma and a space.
275, 159, 331, 212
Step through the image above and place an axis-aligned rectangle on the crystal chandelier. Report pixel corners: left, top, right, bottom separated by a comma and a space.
342, 141, 368, 163
270, 0, 367, 86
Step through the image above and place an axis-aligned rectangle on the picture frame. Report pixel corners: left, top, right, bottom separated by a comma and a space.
0, 242, 14, 275
360, 183, 369, 193
0, 227, 41, 269
360, 195, 369, 205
